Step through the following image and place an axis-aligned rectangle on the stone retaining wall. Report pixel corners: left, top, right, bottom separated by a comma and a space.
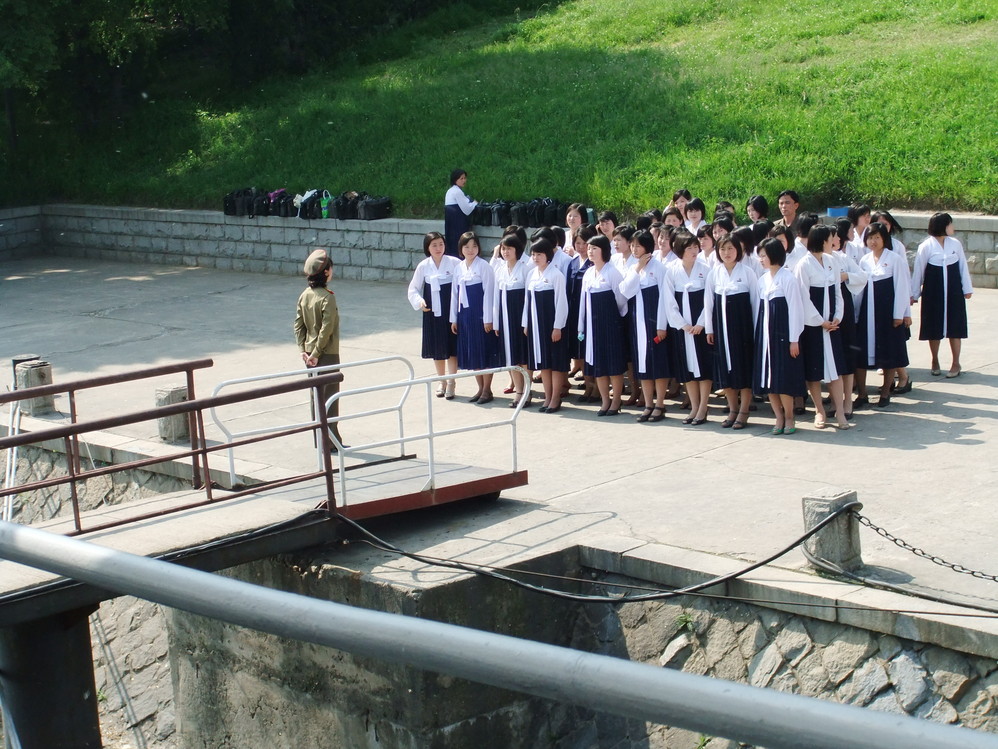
1, 205, 996, 287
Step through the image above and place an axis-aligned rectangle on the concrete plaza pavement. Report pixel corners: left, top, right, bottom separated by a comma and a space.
2, 255, 997, 612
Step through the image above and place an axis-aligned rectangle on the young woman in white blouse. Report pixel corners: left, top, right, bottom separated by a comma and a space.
522, 238, 570, 413
855, 223, 912, 408
665, 231, 714, 425
578, 235, 628, 416
705, 235, 758, 429
619, 230, 671, 422
492, 234, 531, 407
450, 232, 498, 404
407, 232, 461, 398
753, 238, 806, 435
794, 226, 850, 430
910, 212, 973, 378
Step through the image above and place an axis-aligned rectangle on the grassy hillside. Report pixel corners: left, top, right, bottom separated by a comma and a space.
5, 0, 997, 218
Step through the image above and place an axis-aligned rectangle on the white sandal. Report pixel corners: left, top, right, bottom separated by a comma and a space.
444, 380, 456, 400
435, 382, 446, 398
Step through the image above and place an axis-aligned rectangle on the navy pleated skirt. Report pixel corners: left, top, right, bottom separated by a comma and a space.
630, 287, 671, 380
526, 289, 570, 372
456, 283, 500, 370
444, 204, 470, 257
583, 289, 626, 377
499, 288, 528, 366
672, 289, 714, 383
711, 291, 754, 390
919, 263, 968, 340
800, 285, 847, 382
857, 278, 909, 370
421, 281, 457, 360
839, 281, 860, 373
753, 296, 806, 397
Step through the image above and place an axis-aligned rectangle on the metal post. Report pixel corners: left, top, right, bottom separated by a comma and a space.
0, 606, 101, 749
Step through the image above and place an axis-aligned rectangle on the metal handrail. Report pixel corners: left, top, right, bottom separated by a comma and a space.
0, 373, 342, 535
326, 366, 528, 510
1, 521, 994, 749
1, 358, 215, 499
208, 356, 416, 487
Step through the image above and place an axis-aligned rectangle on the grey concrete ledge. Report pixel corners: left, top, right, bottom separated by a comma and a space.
579, 535, 998, 661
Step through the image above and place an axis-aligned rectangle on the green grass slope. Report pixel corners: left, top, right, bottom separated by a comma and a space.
7, 0, 998, 218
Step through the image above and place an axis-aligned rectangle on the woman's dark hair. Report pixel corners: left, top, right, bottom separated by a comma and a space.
864, 222, 892, 249
633, 229, 655, 254
578, 224, 598, 241
635, 215, 652, 231
751, 219, 774, 246
672, 189, 692, 204
847, 203, 871, 224
672, 231, 700, 260
504, 224, 529, 247
746, 194, 769, 218
684, 197, 707, 219
927, 212, 953, 237
423, 231, 445, 256
731, 226, 756, 257
449, 169, 467, 186
530, 238, 555, 262
567, 203, 587, 221
793, 212, 820, 240
872, 210, 902, 235
500, 233, 525, 259
646, 208, 663, 221
662, 206, 682, 221
612, 224, 635, 241
759, 237, 787, 267
713, 210, 735, 225
458, 231, 481, 256
696, 224, 715, 247
551, 226, 566, 247
716, 234, 744, 263
307, 257, 332, 288
712, 216, 736, 235
597, 210, 618, 225
806, 225, 831, 254
587, 235, 612, 263
834, 218, 853, 248
531, 226, 557, 245
767, 224, 794, 250
714, 200, 736, 218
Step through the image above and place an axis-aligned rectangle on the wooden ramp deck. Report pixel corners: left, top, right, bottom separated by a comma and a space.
0, 456, 526, 626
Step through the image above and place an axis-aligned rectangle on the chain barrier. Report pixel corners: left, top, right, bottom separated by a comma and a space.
850, 510, 998, 582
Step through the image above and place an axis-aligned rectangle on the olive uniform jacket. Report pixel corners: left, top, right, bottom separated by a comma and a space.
294, 287, 340, 359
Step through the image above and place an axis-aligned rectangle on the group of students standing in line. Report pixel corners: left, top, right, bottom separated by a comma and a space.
412, 188, 973, 434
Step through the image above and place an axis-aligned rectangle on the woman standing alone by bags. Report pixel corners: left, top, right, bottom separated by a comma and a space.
910, 212, 973, 378
407, 232, 460, 398
444, 169, 478, 257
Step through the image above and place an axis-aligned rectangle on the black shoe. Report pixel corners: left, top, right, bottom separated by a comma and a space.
894, 379, 913, 395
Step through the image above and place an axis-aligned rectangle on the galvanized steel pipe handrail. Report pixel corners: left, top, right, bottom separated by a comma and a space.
208, 356, 415, 486
0, 521, 993, 749
0, 358, 214, 405
325, 366, 527, 509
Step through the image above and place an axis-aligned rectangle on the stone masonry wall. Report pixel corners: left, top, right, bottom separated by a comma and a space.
1, 205, 995, 288
0, 206, 42, 261
575, 575, 998, 748
0, 445, 188, 526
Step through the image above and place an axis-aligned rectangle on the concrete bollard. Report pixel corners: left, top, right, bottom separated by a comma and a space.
14, 360, 55, 416
802, 488, 863, 573
156, 385, 189, 443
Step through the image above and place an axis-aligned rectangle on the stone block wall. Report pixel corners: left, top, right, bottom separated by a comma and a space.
4, 204, 992, 288
578, 582, 998, 748
0, 206, 42, 261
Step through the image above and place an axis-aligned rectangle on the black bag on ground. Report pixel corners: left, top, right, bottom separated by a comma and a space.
252, 192, 271, 218
492, 201, 512, 228
358, 195, 392, 220
525, 198, 546, 227
274, 192, 296, 217
223, 188, 256, 217
510, 201, 528, 227
298, 189, 323, 219
472, 202, 491, 227
333, 191, 364, 220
